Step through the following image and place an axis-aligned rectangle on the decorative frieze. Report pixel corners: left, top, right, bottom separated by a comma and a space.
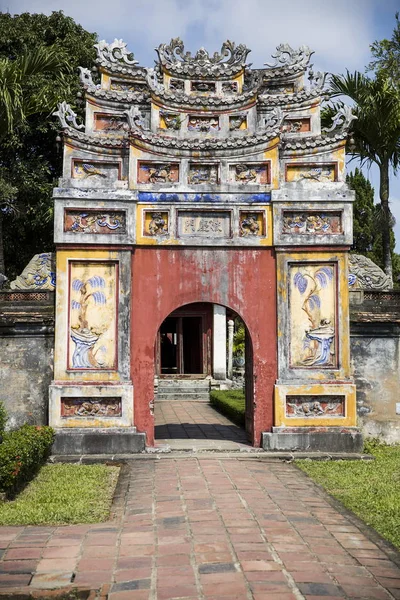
64, 210, 126, 234
72, 160, 121, 181
137, 162, 179, 184
263, 83, 295, 95
177, 211, 230, 238
281, 117, 310, 134
222, 81, 238, 94
94, 113, 128, 132
144, 211, 169, 236
286, 395, 344, 417
290, 263, 337, 368
229, 114, 247, 130
282, 212, 342, 235
187, 115, 219, 132
286, 163, 337, 183
159, 110, 181, 130
188, 164, 218, 185
110, 79, 146, 92
169, 78, 185, 91
230, 163, 270, 185
68, 261, 118, 371
61, 397, 122, 417
191, 81, 216, 94
239, 212, 265, 237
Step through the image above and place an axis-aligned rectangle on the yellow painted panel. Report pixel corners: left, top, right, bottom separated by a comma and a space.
274, 383, 357, 427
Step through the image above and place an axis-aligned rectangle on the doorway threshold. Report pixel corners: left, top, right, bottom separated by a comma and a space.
152, 439, 253, 452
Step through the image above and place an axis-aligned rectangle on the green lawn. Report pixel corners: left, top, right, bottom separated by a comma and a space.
210, 389, 245, 426
0, 463, 119, 525
297, 441, 400, 549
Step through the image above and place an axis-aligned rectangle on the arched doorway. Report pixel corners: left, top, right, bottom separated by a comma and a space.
153, 302, 254, 445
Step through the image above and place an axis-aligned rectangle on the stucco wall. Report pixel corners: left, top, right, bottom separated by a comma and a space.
351, 320, 400, 443
0, 293, 54, 429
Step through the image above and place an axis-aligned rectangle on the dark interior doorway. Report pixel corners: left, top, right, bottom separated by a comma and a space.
160, 316, 203, 375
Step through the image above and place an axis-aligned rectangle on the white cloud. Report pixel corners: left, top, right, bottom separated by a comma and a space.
3, 0, 379, 72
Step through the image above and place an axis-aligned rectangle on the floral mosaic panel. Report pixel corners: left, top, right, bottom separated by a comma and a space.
289, 263, 337, 368
61, 397, 122, 417
64, 210, 126, 234
282, 212, 342, 235
68, 261, 118, 370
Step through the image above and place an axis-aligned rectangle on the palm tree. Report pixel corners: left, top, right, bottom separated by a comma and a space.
328, 71, 400, 287
0, 46, 68, 279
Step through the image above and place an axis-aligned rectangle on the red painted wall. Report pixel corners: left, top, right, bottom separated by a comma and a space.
131, 247, 277, 446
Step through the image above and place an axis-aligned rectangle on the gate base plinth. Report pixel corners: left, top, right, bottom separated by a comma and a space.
52, 427, 146, 455
262, 427, 363, 453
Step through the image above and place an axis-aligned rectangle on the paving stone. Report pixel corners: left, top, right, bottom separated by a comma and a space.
29, 571, 74, 588
112, 579, 151, 592
198, 562, 236, 574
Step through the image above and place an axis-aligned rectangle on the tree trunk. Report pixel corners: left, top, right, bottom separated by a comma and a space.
0, 211, 5, 276
379, 161, 393, 287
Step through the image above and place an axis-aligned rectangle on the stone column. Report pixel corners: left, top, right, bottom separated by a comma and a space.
213, 304, 227, 380
227, 319, 234, 380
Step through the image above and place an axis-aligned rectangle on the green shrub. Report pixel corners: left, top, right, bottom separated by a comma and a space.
210, 390, 246, 426
0, 402, 7, 435
0, 425, 54, 498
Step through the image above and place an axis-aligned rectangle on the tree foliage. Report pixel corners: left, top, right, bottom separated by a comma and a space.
347, 168, 400, 284
328, 70, 400, 285
0, 11, 97, 279
369, 12, 400, 84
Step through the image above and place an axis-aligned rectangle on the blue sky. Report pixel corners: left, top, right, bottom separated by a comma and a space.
3, 0, 400, 248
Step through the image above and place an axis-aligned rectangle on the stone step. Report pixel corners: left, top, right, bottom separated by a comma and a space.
157, 379, 210, 389
157, 392, 210, 401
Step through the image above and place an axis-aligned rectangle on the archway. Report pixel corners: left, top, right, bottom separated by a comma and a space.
153, 301, 254, 445
130, 246, 277, 447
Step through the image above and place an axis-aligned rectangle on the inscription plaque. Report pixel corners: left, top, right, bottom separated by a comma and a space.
177, 211, 231, 238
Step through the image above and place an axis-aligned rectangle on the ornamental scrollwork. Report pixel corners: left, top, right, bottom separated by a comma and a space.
94, 39, 138, 65
323, 105, 357, 134
265, 43, 314, 70
348, 254, 392, 290
53, 101, 84, 130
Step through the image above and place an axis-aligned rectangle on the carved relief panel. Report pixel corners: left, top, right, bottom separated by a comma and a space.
286, 395, 344, 418
229, 163, 270, 185
72, 160, 121, 182
177, 211, 231, 238
286, 163, 337, 183
110, 79, 146, 92
159, 110, 181, 130
229, 114, 247, 130
188, 164, 218, 185
68, 261, 118, 371
64, 210, 126, 234
281, 117, 311, 134
61, 397, 122, 418
187, 115, 220, 132
169, 78, 185, 91
190, 81, 216, 94
94, 113, 128, 132
222, 81, 238, 94
239, 212, 265, 237
137, 162, 179, 184
143, 211, 169, 236
282, 212, 342, 235
289, 263, 337, 369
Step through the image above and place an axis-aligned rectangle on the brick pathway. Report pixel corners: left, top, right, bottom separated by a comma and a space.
155, 401, 248, 444
1, 458, 400, 599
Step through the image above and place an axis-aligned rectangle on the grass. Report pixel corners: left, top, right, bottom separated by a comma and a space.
210, 389, 245, 426
297, 440, 400, 550
0, 463, 120, 526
